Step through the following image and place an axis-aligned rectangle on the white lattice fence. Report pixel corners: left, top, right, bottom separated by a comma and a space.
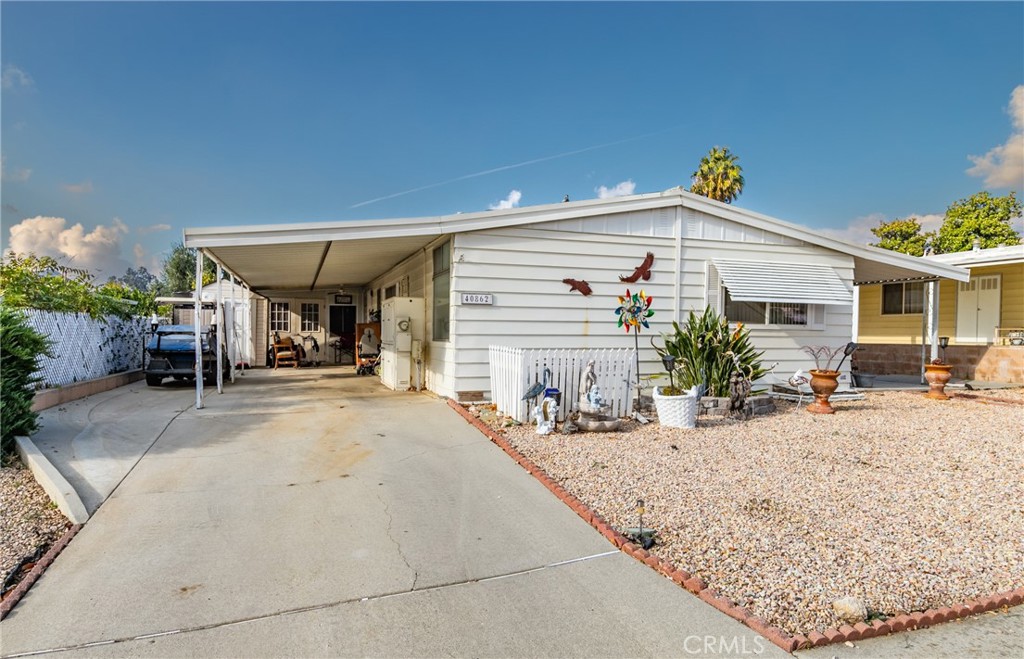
24, 310, 147, 388
489, 345, 636, 422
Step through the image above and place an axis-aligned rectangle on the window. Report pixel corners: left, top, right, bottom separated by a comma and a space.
384, 284, 397, 299
724, 290, 808, 325
881, 282, 925, 315
270, 302, 290, 332
300, 303, 320, 332
433, 242, 451, 341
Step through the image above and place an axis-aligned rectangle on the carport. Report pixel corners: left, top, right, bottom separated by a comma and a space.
182, 217, 451, 409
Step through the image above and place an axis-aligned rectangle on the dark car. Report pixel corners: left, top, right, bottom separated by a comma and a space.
145, 324, 227, 386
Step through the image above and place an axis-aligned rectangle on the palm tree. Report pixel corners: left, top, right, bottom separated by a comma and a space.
690, 147, 745, 204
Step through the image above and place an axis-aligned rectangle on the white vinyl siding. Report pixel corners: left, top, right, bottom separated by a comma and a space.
450, 211, 858, 397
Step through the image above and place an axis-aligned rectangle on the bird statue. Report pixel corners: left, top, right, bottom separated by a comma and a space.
729, 370, 751, 415
619, 252, 655, 283
562, 278, 593, 296
788, 369, 810, 389
522, 367, 551, 404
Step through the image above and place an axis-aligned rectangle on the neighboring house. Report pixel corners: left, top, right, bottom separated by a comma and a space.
184, 188, 968, 400
856, 244, 1024, 383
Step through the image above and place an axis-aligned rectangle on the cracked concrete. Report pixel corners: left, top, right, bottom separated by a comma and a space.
1, 367, 781, 658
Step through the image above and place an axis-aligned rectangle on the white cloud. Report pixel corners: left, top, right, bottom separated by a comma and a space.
137, 223, 171, 235
1, 155, 32, 182
822, 212, 943, 246
967, 85, 1024, 189
596, 179, 636, 199
489, 189, 522, 210
131, 243, 163, 273
1, 65, 33, 91
62, 181, 94, 194
7, 215, 130, 276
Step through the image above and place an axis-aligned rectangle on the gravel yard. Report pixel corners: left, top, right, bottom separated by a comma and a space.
490, 390, 1024, 636
1, 463, 70, 596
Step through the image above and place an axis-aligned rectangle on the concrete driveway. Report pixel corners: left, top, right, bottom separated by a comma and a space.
1, 368, 782, 658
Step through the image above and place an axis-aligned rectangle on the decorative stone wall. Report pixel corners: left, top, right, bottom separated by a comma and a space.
699, 394, 776, 417
854, 344, 1023, 383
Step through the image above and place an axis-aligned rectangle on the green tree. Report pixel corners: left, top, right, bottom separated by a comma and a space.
934, 191, 1022, 254
869, 218, 931, 256
110, 266, 158, 292
157, 242, 216, 294
690, 146, 745, 204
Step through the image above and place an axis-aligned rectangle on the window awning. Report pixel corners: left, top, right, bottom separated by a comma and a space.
712, 259, 854, 306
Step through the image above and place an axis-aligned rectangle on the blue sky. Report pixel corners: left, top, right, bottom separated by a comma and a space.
2, 2, 1022, 279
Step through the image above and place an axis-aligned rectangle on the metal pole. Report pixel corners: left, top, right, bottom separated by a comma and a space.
927, 281, 939, 362
194, 250, 205, 409
229, 274, 236, 382
920, 290, 927, 385
216, 263, 224, 394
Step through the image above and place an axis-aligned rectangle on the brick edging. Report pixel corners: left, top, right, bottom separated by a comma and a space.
0, 523, 83, 620
447, 399, 1024, 653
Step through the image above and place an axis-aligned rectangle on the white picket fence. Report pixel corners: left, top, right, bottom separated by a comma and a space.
489, 345, 636, 422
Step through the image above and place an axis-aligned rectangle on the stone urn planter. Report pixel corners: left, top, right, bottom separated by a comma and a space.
807, 369, 840, 414
924, 360, 953, 400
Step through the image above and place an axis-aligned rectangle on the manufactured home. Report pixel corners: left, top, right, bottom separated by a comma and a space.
184, 188, 969, 401
857, 244, 1024, 383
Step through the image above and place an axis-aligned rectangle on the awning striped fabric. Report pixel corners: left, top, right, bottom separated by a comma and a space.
711, 259, 853, 306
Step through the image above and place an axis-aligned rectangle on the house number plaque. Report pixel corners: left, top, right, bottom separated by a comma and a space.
461, 293, 493, 305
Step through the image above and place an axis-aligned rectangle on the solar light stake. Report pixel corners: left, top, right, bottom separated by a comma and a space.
636, 498, 645, 542
939, 336, 949, 363
661, 354, 676, 392
834, 341, 858, 372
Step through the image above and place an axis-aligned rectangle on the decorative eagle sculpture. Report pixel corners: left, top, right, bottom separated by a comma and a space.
562, 278, 593, 296
619, 252, 654, 283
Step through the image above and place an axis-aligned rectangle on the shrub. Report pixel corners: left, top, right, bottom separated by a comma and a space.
653, 306, 766, 397
1, 306, 52, 458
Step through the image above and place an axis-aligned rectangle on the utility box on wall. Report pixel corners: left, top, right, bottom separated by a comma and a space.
379, 297, 424, 390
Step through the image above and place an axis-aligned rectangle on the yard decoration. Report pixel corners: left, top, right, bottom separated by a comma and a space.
800, 345, 851, 414
619, 252, 654, 283
923, 358, 953, 400
653, 306, 766, 398
562, 278, 592, 296
576, 359, 623, 431
615, 288, 654, 417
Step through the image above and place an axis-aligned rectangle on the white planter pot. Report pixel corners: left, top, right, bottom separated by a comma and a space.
653, 386, 699, 429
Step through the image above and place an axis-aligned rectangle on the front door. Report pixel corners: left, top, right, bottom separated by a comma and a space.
956, 275, 1001, 343
329, 305, 356, 364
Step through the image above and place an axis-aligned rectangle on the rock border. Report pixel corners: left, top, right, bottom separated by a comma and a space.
447, 399, 1024, 653
0, 523, 83, 620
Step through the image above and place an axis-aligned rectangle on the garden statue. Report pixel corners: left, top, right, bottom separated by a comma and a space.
580, 360, 597, 400
533, 396, 559, 435
587, 385, 605, 408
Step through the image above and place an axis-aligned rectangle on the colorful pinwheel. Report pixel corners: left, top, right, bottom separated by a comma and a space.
615, 288, 654, 334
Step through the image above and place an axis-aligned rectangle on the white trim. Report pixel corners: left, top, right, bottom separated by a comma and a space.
183, 188, 970, 283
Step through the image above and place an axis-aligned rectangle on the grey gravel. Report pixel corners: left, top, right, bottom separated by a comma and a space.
496, 390, 1024, 636
1, 463, 70, 587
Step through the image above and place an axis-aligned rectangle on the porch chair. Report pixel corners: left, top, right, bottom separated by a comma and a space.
273, 336, 300, 369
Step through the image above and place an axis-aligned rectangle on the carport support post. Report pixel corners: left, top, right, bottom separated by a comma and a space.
216, 263, 224, 394
927, 280, 939, 362
228, 274, 236, 383
194, 250, 205, 410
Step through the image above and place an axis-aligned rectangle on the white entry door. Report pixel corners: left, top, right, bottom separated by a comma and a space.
956, 275, 1001, 343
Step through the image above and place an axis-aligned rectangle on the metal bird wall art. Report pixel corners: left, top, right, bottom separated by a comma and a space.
562, 278, 593, 296
619, 252, 654, 283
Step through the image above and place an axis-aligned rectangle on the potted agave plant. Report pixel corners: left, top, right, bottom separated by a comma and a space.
801, 342, 857, 414
652, 307, 767, 426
